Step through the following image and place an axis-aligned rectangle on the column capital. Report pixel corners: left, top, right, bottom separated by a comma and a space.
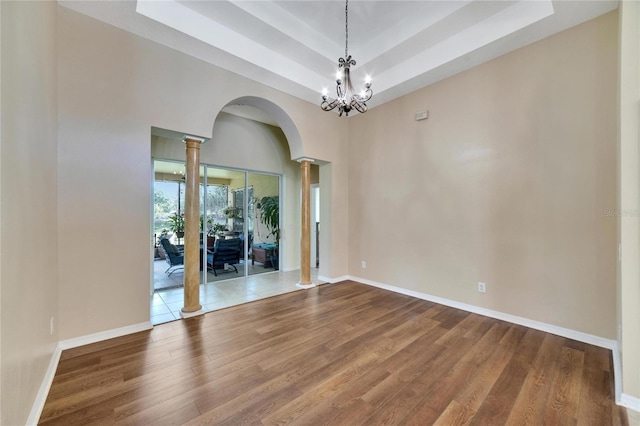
182, 135, 206, 145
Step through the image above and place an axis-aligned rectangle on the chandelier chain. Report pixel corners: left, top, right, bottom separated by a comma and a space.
345, 0, 349, 58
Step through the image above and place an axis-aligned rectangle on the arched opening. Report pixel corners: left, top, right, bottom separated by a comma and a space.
221, 96, 304, 161
150, 96, 322, 324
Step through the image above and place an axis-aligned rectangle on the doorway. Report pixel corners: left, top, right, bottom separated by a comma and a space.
152, 159, 296, 324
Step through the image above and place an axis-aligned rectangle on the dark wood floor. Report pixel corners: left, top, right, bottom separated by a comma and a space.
40, 281, 628, 425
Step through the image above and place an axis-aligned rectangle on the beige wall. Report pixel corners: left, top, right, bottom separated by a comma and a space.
56, 6, 347, 341
348, 12, 618, 339
0, 1, 59, 424
618, 1, 640, 403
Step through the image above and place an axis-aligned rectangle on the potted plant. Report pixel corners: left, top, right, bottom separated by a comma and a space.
168, 212, 185, 239
256, 195, 279, 269
211, 222, 227, 236
223, 206, 241, 219
200, 216, 217, 248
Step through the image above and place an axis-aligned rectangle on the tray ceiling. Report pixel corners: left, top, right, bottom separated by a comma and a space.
59, 0, 618, 113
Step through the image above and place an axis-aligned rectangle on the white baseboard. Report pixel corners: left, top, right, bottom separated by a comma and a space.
318, 275, 349, 284
612, 341, 622, 405
29, 321, 153, 424
26, 344, 63, 425
30, 281, 634, 420
621, 393, 640, 413
59, 321, 153, 350
348, 276, 636, 408
282, 266, 300, 272
348, 275, 617, 350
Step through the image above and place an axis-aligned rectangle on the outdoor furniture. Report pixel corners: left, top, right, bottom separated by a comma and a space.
252, 243, 277, 267
207, 238, 241, 276
159, 238, 184, 276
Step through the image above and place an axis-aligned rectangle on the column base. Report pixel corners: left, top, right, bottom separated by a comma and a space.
180, 307, 204, 318
296, 282, 317, 289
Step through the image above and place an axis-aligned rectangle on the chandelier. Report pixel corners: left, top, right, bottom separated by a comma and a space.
321, 0, 372, 117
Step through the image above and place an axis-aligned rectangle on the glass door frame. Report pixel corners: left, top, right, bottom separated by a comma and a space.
200, 163, 282, 284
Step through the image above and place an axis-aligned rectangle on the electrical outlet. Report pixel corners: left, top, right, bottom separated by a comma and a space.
50, 317, 54, 335
478, 282, 486, 293
361, 260, 367, 269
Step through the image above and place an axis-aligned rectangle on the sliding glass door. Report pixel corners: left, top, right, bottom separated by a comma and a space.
202, 167, 246, 284
202, 168, 280, 281
153, 159, 281, 291
248, 172, 280, 275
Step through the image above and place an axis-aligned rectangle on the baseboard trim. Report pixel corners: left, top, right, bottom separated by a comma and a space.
348, 275, 616, 350
318, 275, 349, 284
281, 266, 300, 272
621, 393, 640, 413
26, 343, 63, 425
30, 321, 154, 423
353, 273, 632, 409
59, 321, 153, 350
31, 281, 631, 421
612, 341, 622, 405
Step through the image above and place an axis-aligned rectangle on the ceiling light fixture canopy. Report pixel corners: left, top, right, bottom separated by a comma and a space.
321, 0, 372, 117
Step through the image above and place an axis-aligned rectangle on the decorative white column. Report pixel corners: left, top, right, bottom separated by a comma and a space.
297, 158, 316, 289
181, 136, 205, 317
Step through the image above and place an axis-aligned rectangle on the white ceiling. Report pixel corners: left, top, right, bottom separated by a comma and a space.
60, 0, 618, 114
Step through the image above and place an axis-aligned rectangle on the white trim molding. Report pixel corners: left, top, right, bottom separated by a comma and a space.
620, 394, 640, 413
59, 321, 153, 350
318, 275, 349, 284
26, 344, 63, 425
29, 321, 153, 424
350, 276, 640, 410
349, 275, 617, 350
612, 341, 622, 405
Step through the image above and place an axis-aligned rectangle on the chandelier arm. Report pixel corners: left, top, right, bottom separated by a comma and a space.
353, 101, 368, 114
355, 88, 373, 102
321, 98, 341, 111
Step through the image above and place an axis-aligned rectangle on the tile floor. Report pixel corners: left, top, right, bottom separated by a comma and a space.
153, 258, 275, 291
151, 268, 322, 325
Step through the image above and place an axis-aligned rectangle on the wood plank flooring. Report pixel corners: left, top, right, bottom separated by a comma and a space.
39, 281, 628, 425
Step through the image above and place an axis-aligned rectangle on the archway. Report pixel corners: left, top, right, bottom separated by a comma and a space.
221, 96, 304, 161
217, 97, 317, 287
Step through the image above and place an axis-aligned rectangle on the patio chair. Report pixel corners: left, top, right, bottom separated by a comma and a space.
159, 238, 184, 276
207, 238, 241, 276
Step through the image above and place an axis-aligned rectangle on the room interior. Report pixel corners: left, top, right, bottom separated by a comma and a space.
1, 0, 639, 424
